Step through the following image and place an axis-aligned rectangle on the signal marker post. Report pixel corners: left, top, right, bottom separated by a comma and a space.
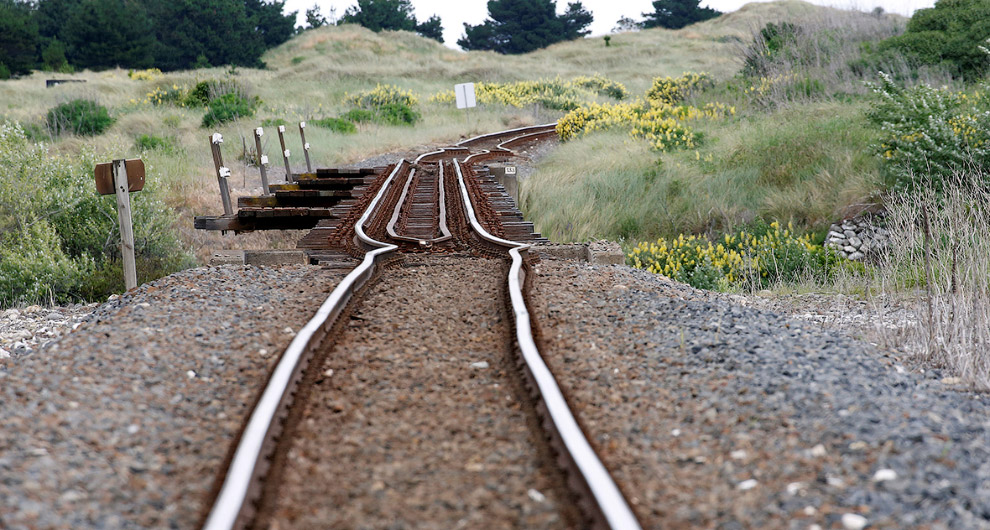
254, 127, 271, 195
299, 121, 313, 173
94, 159, 145, 291
277, 125, 294, 184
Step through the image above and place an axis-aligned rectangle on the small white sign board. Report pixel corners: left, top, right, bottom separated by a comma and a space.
455, 82, 476, 109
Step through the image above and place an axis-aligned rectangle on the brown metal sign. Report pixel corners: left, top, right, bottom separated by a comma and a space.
94, 159, 145, 195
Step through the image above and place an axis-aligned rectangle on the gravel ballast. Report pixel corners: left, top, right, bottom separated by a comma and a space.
3, 256, 990, 528
0, 265, 346, 529
529, 260, 990, 529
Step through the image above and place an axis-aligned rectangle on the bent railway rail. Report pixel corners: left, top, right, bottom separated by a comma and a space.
197, 124, 641, 529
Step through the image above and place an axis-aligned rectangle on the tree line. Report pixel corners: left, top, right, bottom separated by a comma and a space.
0, 0, 298, 77
1, 0, 725, 78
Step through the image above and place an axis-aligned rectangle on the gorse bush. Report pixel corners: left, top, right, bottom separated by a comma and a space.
347, 84, 421, 125
430, 75, 627, 110
646, 72, 713, 105
629, 221, 845, 290
557, 73, 732, 152
866, 72, 990, 192
46, 99, 115, 137
0, 121, 193, 305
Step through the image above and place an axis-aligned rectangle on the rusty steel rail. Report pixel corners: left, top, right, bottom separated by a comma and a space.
385, 163, 452, 247
201, 161, 408, 530
454, 161, 641, 530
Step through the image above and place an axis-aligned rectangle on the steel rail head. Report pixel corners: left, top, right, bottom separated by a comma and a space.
202, 162, 405, 530
453, 161, 642, 530
455, 123, 558, 148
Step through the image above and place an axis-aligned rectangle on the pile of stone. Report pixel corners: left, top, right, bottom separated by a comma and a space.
824, 214, 889, 261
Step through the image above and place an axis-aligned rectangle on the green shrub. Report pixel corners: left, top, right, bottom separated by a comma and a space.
184, 80, 212, 107
376, 102, 420, 125
45, 99, 115, 137
0, 121, 193, 306
135, 133, 177, 152
873, 0, 990, 80
201, 93, 259, 128
347, 84, 421, 125
866, 72, 990, 192
342, 108, 376, 123
0, 63, 10, 80
291, 56, 305, 65
261, 118, 288, 127
310, 117, 357, 133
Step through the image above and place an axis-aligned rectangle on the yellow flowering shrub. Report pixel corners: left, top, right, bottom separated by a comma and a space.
646, 72, 713, 105
556, 72, 734, 152
429, 75, 626, 110
346, 84, 421, 125
144, 84, 187, 106
348, 84, 419, 109
128, 68, 162, 81
629, 221, 842, 289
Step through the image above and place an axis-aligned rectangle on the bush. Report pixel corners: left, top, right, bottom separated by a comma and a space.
0, 121, 193, 305
261, 118, 288, 127
135, 133, 177, 152
866, 72, 990, 192
342, 109, 376, 123
646, 73, 713, 105
346, 84, 421, 125
184, 80, 212, 107
201, 93, 259, 128
873, 0, 990, 80
310, 117, 357, 134
45, 99, 115, 137
145, 85, 186, 106
629, 221, 845, 290
571, 74, 628, 100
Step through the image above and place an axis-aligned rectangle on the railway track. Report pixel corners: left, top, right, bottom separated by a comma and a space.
198, 126, 640, 529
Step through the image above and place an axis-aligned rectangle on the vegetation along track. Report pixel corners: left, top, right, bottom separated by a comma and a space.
200, 126, 640, 529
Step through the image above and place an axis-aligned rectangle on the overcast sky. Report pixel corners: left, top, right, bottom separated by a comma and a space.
282, 0, 936, 49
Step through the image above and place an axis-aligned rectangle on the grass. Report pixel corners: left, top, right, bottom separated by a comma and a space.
524, 100, 882, 244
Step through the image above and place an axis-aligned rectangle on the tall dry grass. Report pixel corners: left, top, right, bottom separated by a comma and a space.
869, 177, 990, 388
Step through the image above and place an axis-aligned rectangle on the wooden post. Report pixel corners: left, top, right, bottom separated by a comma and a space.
209, 133, 233, 216
112, 159, 138, 290
299, 121, 313, 173
277, 125, 293, 184
254, 127, 270, 195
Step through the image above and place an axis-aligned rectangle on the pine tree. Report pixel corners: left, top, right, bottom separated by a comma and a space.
340, 0, 416, 32
62, 0, 155, 69
245, 0, 297, 48
145, 0, 266, 71
304, 4, 327, 28
0, 0, 38, 77
459, 0, 593, 54
416, 14, 444, 43
641, 0, 720, 30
